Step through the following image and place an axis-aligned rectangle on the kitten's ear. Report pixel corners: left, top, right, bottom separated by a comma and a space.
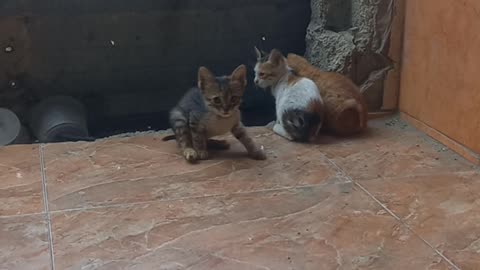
254, 46, 262, 60
198, 66, 215, 90
268, 49, 285, 65
231, 64, 247, 87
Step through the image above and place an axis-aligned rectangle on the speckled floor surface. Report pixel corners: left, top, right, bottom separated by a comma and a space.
1, 116, 478, 270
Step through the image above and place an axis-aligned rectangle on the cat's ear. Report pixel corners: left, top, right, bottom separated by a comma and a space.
254, 46, 262, 60
268, 49, 285, 65
231, 64, 247, 87
198, 66, 215, 90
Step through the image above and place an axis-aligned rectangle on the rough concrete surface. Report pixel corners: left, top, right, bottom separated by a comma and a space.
306, 0, 394, 110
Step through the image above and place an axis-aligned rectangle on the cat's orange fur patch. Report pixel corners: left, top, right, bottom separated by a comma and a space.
306, 99, 324, 115
306, 99, 325, 138
287, 53, 368, 136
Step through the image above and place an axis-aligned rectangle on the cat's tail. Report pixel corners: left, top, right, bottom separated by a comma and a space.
343, 99, 368, 130
332, 98, 368, 136
162, 134, 176, 141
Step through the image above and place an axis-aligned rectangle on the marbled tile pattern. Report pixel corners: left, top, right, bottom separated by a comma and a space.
0, 116, 478, 269
0, 215, 51, 270
0, 145, 43, 216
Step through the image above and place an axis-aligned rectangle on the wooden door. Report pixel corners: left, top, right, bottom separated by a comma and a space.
400, 0, 480, 160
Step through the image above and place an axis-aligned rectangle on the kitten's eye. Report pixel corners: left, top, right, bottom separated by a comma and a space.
231, 97, 240, 104
212, 97, 221, 104
259, 72, 266, 77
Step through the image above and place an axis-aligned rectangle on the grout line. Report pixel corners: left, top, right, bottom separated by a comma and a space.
354, 182, 460, 270
48, 181, 333, 215
39, 144, 56, 270
349, 169, 480, 184
323, 156, 462, 270
0, 212, 46, 220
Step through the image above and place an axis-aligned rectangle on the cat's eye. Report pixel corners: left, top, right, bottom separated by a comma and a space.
212, 97, 221, 104
231, 97, 240, 104
259, 72, 266, 77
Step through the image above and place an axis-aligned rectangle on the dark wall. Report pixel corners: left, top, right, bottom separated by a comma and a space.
0, 0, 311, 135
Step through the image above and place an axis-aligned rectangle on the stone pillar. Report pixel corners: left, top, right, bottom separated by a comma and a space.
305, 0, 395, 111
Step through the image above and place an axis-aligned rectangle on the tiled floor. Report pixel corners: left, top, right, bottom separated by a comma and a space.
1, 116, 479, 270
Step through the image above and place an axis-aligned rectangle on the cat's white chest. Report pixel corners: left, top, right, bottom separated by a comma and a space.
205, 111, 240, 138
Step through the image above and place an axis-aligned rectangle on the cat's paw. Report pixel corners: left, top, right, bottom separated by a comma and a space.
197, 150, 209, 160
265, 121, 276, 130
249, 146, 267, 160
273, 124, 293, 141
183, 148, 198, 162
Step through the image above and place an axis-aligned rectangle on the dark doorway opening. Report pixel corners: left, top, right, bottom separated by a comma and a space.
1, 0, 311, 142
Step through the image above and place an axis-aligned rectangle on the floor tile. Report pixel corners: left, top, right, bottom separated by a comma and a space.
43, 129, 340, 211
0, 215, 51, 270
359, 171, 480, 270
318, 117, 475, 180
51, 182, 450, 270
0, 145, 44, 216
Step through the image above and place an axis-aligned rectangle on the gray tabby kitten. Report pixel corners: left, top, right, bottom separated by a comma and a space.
163, 65, 266, 163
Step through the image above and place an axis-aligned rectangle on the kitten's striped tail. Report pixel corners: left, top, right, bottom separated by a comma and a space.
162, 134, 176, 141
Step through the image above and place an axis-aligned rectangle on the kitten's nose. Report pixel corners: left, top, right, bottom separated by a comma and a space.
254, 78, 259, 85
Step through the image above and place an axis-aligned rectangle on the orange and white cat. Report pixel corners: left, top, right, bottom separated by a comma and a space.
254, 48, 324, 142
287, 53, 368, 136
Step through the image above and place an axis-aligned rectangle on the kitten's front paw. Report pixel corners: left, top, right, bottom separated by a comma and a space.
183, 148, 198, 163
265, 121, 276, 130
249, 147, 267, 160
273, 124, 293, 141
197, 150, 209, 160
